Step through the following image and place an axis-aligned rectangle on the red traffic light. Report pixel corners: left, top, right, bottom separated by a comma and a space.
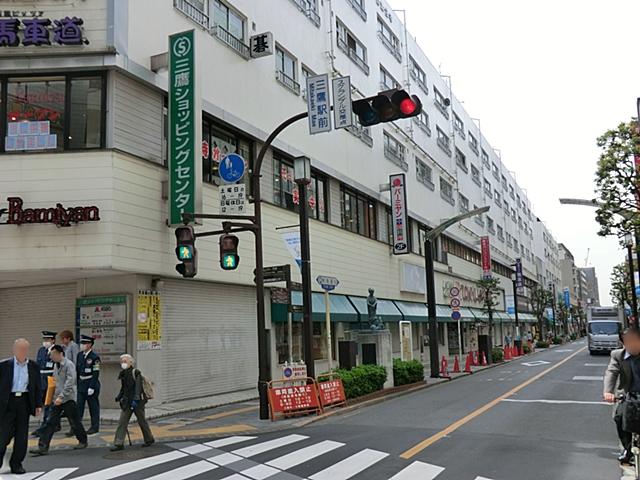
353, 89, 422, 127
400, 98, 418, 115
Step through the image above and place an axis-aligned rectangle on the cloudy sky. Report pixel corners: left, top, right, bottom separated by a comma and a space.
388, 0, 639, 304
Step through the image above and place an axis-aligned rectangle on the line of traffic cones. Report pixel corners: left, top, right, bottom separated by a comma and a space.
464, 352, 473, 373
453, 355, 460, 373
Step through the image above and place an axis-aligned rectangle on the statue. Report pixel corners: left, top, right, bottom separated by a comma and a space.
366, 288, 383, 330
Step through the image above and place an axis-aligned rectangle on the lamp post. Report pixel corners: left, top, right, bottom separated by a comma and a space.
425, 206, 490, 378
549, 282, 557, 337
625, 233, 638, 327
294, 156, 315, 378
510, 273, 521, 339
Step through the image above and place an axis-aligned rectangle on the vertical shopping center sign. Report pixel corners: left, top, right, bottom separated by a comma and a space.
169, 29, 202, 225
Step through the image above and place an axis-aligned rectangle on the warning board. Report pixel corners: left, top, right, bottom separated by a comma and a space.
268, 379, 322, 420
317, 379, 347, 409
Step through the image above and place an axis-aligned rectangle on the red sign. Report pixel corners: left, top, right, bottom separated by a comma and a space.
268, 383, 321, 417
317, 379, 346, 408
202, 140, 210, 159
1, 197, 100, 227
480, 236, 491, 278
390, 173, 409, 255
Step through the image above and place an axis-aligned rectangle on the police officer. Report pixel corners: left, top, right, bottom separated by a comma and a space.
32, 331, 56, 437
76, 335, 100, 434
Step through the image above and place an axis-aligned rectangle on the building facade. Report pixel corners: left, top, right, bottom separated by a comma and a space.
579, 267, 601, 307
0, 0, 559, 404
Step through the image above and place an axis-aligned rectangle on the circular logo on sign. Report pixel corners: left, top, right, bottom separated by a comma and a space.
450, 298, 461, 308
173, 36, 192, 57
283, 367, 293, 378
451, 310, 462, 321
450, 286, 460, 297
392, 177, 402, 187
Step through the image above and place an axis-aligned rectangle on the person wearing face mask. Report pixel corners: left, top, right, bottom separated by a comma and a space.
75, 335, 101, 435
32, 331, 56, 437
110, 354, 154, 451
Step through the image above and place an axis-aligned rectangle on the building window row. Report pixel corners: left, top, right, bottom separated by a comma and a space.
288, 0, 321, 27
383, 131, 408, 171
453, 112, 465, 139
336, 19, 369, 75
434, 88, 449, 119
413, 111, 431, 136
468, 132, 479, 155
273, 156, 327, 221
341, 186, 377, 239
379, 65, 400, 91
416, 158, 435, 190
440, 177, 454, 205
409, 56, 428, 94
377, 16, 402, 62
275, 46, 300, 95
471, 164, 481, 187
455, 148, 467, 172
348, 0, 367, 21
436, 126, 451, 156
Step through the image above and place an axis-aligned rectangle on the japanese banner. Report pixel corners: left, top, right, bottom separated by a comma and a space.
169, 29, 202, 225
390, 174, 409, 255
481, 236, 491, 278
137, 292, 162, 350
268, 383, 321, 416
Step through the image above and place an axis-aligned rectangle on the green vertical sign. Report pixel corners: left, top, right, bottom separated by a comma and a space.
169, 29, 201, 225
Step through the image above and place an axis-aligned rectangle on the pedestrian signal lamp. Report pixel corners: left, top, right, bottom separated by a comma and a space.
220, 234, 240, 271
352, 89, 422, 127
175, 226, 197, 278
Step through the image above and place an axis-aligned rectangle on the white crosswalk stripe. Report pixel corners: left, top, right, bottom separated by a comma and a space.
141, 460, 217, 480
0, 473, 44, 480
308, 448, 389, 480
389, 461, 445, 479
36, 468, 79, 480
70, 451, 188, 480
266, 440, 344, 470
204, 436, 257, 448
232, 434, 309, 458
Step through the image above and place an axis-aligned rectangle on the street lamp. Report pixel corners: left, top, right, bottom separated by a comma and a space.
425, 206, 490, 378
625, 232, 638, 326
510, 272, 521, 339
548, 282, 557, 337
294, 156, 314, 378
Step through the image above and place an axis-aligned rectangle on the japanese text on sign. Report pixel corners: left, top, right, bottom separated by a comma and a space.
0, 16, 89, 47
390, 174, 409, 255
306, 74, 332, 135
481, 236, 491, 278
269, 384, 321, 413
332, 76, 353, 129
250, 31, 273, 58
76, 295, 128, 362
318, 379, 347, 408
220, 184, 246, 214
137, 292, 162, 351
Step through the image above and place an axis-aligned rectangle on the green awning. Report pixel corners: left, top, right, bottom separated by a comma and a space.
435, 305, 476, 322
394, 301, 428, 322
494, 311, 510, 322
348, 296, 403, 322
470, 308, 490, 321
271, 292, 358, 323
520, 313, 538, 323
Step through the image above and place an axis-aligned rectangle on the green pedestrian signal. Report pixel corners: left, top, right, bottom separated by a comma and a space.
220, 234, 240, 271
175, 226, 197, 278
178, 246, 193, 260
222, 254, 238, 270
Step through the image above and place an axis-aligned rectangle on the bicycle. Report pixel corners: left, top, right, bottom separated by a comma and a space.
632, 432, 640, 479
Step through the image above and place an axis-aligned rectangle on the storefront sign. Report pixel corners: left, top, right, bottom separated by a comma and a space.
480, 236, 491, 278
0, 197, 100, 227
390, 174, 409, 255
137, 291, 162, 351
169, 29, 202, 225
249, 31, 273, 58
306, 74, 331, 134
0, 16, 89, 47
76, 295, 128, 362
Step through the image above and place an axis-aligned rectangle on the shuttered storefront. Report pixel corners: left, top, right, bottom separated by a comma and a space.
161, 280, 258, 402
0, 283, 77, 358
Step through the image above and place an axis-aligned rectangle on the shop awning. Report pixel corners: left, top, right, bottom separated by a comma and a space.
348, 296, 403, 323
519, 313, 538, 323
435, 305, 476, 322
394, 301, 428, 322
270, 292, 359, 323
494, 311, 511, 322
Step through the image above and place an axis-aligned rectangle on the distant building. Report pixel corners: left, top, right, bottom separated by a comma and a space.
579, 267, 601, 307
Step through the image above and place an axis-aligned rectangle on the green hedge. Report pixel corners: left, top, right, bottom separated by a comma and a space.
522, 344, 531, 354
570, 333, 577, 341
552, 336, 563, 345
393, 359, 425, 386
491, 347, 504, 363
536, 340, 550, 348
328, 365, 387, 399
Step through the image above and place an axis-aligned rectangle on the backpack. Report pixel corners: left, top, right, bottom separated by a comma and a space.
134, 369, 155, 400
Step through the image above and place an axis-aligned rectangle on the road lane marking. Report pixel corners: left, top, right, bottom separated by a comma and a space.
70, 451, 188, 480
475, 477, 494, 480
232, 434, 308, 458
240, 464, 280, 479
204, 436, 257, 448
179, 444, 212, 454
0, 473, 44, 480
207, 452, 244, 466
556, 349, 574, 352
521, 360, 550, 367
266, 440, 344, 470
572, 375, 604, 381
309, 448, 389, 479
35, 469, 78, 480
389, 461, 445, 479
502, 399, 609, 405
400, 346, 587, 459
142, 460, 218, 480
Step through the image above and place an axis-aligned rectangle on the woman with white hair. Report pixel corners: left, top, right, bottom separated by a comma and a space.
110, 354, 154, 451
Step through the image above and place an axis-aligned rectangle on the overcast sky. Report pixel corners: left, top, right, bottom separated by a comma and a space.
388, 0, 639, 304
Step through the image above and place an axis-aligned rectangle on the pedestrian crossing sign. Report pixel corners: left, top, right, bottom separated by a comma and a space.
178, 245, 194, 260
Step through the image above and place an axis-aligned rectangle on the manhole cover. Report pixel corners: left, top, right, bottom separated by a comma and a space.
103, 445, 164, 460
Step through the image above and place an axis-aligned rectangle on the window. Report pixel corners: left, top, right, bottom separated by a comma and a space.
481, 149, 489, 168
459, 193, 469, 213
455, 148, 467, 172
202, 116, 252, 184
501, 174, 507, 189
301, 65, 315, 100
436, 126, 451, 155
506, 233, 513, 247
211, 0, 249, 57
440, 177, 454, 205
410, 56, 427, 92
414, 110, 431, 135
511, 207, 517, 221
434, 88, 449, 118
348, 0, 367, 21
471, 164, 481, 186
487, 216, 495, 234
341, 186, 377, 239
442, 235, 481, 266
494, 190, 502, 206
416, 158, 434, 189
3, 73, 106, 152
474, 204, 484, 226
514, 242, 520, 253
509, 184, 515, 199
336, 19, 369, 74
497, 225, 504, 241
453, 112, 465, 138
377, 16, 401, 61
491, 162, 499, 180
383, 131, 407, 170
483, 179, 492, 197
275, 46, 299, 94
518, 215, 523, 228
379, 65, 400, 91
289, 0, 320, 27
273, 156, 327, 221
469, 132, 478, 154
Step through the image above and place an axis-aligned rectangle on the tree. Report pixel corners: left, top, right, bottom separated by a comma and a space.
611, 262, 631, 308
594, 121, 640, 238
529, 285, 552, 340
556, 302, 570, 336
475, 276, 501, 363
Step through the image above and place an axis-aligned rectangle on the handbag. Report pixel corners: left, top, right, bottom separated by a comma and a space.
44, 376, 56, 406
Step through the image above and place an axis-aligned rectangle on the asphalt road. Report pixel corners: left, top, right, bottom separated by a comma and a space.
1, 340, 621, 480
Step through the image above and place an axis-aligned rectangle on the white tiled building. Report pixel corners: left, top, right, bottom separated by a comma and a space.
0, 0, 562, 404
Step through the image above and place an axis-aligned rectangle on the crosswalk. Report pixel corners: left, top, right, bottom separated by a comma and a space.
1, 434, 498, 480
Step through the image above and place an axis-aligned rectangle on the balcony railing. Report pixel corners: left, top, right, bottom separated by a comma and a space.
410, 71, 428, 94
174, 0, 209, 28
276, 70, 301, 95
437, 137, 452, 156
337, 37, 369, 75
413, 117, 431, 136
289, 0, 321, 27
348, 0, 367, 21
211, 24, 250, 59
377, 31, 402, 62
384, 146, 408, 171
417, 175, 435, 190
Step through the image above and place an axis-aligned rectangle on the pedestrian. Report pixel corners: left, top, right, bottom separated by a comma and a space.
76, 335, 101, 435
59, 330, 79, 367
0, 339, 43, 475
111, 354, 154, 451
29, 345, 87, 456
32, 331, 56, 437
603, 327, 640, 465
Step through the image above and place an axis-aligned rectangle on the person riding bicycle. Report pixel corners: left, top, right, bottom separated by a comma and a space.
604, 327, 640, 465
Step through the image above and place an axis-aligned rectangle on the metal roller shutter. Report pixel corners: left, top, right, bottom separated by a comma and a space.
0, 283, 77, 358
161, 280, 258, 402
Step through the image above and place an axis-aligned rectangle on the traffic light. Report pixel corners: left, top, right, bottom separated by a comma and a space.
220, 234, 240, 270
352, 89, 422, 127
175, 226, 197, 278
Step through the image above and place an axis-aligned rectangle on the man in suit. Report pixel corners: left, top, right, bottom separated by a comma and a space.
603, 327, 640, 464
0, 338, 42, 475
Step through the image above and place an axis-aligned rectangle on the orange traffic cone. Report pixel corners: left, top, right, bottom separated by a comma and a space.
481, 351, 488, 366
512, 346, 518, 357
504, 346, 511, 360
440, 355, 451, 378
453, 355, 461, 373
473, 351, 479, 366
464, 352, 473, 373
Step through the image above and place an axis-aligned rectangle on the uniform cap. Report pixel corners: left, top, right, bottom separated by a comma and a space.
80, 335, 95, 344
41, 331, 56, 339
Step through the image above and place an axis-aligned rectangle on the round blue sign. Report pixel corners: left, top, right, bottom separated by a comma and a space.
451, 310, 461, 321
219, 153, 246, 184
283, 367, 293, 378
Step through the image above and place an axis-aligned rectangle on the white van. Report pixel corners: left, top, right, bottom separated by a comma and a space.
587, 306, 623, 355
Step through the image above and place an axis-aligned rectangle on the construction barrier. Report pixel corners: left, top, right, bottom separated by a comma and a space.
317, 375, 347, 410
268, 378, 323, 421
481, 351, 488, 366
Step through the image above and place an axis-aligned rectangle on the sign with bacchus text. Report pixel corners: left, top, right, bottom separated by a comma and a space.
332, 76, 352, 129
390, 174, 409, 255
0, 197, 100, 227
169, 29, 202, 226
306, 74, 331, 134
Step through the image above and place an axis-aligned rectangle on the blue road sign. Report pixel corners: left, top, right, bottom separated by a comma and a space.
316, 275, 339, 292
635, 285, 640, 297
451, 310, 461, 321
219, 153, 246, 184
563, 287, 571, 307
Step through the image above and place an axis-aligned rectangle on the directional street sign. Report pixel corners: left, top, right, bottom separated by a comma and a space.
316, 275, 339, 292
263, 265, 291, 284
219, 153, 246, 184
